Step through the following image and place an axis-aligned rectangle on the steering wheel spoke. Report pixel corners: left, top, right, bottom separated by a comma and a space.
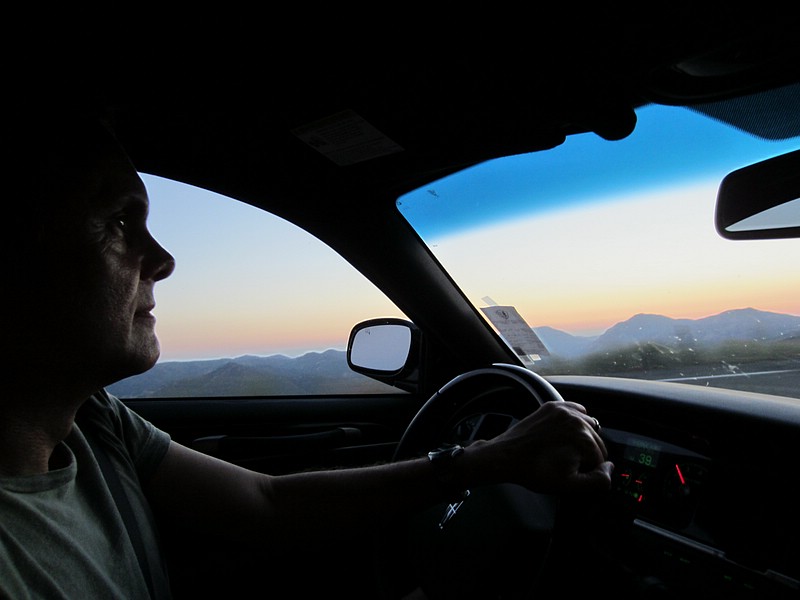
376, 363, 566, 600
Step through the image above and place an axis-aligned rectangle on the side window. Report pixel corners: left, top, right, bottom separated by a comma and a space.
108, 174, 406, 398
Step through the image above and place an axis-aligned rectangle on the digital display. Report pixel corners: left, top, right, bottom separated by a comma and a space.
623, 440, 661, 468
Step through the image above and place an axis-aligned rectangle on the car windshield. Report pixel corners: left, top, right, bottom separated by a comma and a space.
397, 84, 800, 401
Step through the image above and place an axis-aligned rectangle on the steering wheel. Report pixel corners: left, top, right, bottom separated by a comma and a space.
393, 363, 564, 462
376, 363, 567, 600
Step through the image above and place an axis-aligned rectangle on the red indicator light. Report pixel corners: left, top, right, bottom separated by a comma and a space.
638, 495, 645, 503
675, 464, 686, 485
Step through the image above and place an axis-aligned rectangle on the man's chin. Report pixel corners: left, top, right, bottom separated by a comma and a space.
109, 343, 160, 382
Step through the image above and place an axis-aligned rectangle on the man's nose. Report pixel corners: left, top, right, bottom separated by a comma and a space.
144, 234, 176, 281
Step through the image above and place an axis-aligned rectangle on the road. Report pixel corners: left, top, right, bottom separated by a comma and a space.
657, 364, 800, 400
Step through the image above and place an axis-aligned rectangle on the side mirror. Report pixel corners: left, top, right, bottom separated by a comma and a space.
715, 149, 800, 240
347, 318, 420, 391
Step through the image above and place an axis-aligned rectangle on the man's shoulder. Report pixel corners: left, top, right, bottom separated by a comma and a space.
76, 389, 124, 431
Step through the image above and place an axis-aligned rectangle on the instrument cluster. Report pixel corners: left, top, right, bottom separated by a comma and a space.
602, 427, 712, 531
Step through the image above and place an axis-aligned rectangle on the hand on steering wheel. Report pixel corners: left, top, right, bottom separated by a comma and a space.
376, 364, 611, 600
393, 363, 610, 494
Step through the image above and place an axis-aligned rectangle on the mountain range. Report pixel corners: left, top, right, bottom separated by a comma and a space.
108, 349, 397, 398
534, 307, 800, 358
108, 308, 800, 398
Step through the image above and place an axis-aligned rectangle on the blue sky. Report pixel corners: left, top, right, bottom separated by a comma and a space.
398, 105, 800, 239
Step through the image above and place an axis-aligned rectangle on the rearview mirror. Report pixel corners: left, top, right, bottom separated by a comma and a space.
715, 149, 800, 240
347, 318, 420, 391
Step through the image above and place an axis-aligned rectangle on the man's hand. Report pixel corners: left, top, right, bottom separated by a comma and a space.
464, 401, 613, 494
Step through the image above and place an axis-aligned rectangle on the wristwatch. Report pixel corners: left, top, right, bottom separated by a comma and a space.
427, 443, 468, 501
427, 443, 464, 466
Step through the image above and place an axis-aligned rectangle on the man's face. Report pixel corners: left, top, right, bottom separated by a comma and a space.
21, 133, 176, 388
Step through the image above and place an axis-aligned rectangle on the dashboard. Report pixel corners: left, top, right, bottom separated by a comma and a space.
603, 427, 711, 532
395, 372, 800, 599
589, 427, 799, 598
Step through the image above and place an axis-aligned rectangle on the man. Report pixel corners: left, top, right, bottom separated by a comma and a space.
1, 110, 613, 598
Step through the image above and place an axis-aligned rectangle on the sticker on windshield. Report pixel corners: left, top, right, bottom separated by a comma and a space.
481, 305, 550, 363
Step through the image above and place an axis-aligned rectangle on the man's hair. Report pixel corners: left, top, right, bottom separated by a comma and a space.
6, 106, 121, 239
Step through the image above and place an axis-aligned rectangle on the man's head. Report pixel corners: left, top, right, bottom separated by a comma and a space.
6, 109, 175, 392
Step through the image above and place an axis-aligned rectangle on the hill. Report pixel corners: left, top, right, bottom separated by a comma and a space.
108, 349, 399, 398
109, 308, 800, 398
534, 308, 800, 358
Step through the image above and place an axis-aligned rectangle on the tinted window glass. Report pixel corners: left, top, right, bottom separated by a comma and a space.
398, 101, 800, 401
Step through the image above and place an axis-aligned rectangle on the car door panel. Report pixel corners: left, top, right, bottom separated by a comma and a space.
125, 393, 423, 599
126, 394, 419, 473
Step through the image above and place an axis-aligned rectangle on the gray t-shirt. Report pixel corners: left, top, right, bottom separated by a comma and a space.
0, 391, 171, 599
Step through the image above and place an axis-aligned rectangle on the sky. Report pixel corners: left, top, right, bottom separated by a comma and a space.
429, 180, 799, 337
141, 103, 800, 361
143, 176, 403, 360
398, 103, 800, 337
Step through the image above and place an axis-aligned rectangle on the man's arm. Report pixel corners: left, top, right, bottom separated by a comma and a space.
144, 401, 612, 547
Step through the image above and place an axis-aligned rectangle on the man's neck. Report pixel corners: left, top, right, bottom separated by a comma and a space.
0, 398, 79, 476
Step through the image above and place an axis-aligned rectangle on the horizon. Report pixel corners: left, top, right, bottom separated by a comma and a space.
150, 305, 799, 364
